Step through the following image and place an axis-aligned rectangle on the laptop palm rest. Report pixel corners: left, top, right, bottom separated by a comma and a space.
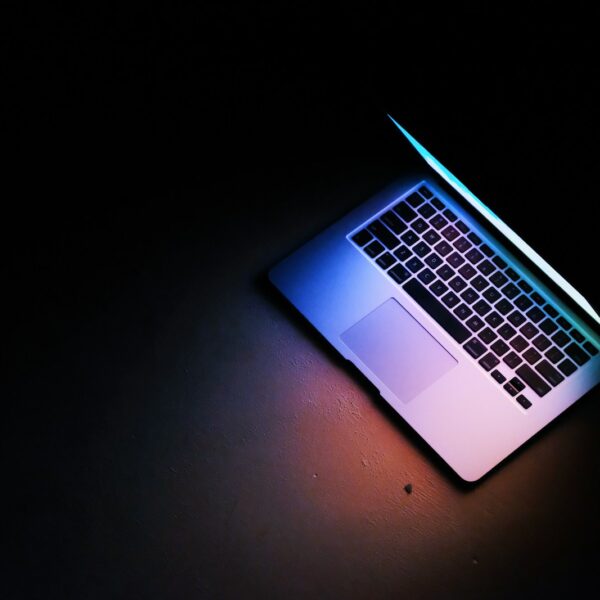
341, 298, 458, 403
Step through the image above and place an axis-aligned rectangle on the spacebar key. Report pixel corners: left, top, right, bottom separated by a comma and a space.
516, 364, 551, 397
403, 278, 470, 343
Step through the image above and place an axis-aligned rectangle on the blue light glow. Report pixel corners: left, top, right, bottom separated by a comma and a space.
388, 115, 600, 326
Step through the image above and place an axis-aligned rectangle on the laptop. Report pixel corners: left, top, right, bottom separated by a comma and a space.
269, 116, 600, 482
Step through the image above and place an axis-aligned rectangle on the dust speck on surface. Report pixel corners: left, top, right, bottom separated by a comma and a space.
313, 473, 318, 478
472, 557, 479, 565
403, 483, 413, 494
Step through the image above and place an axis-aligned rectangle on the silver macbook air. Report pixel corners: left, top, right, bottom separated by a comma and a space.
269, 116, 600, 481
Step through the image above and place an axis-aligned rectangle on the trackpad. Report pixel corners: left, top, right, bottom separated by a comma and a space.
341, 298, 457, 403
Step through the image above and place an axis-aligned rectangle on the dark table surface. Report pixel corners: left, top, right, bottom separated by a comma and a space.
7, 6, 600, 599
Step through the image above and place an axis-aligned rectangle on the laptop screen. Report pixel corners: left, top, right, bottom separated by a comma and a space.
388, 116, 600, 327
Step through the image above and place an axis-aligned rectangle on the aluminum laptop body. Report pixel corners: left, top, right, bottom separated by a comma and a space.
269, 118, 600, 481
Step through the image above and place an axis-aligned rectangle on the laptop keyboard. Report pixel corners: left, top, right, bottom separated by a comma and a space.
350, 184, 598, 411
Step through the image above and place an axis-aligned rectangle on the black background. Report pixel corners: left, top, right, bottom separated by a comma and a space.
6, 5, 599, 599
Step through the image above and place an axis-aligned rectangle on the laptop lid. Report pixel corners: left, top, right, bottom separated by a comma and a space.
388, 115, 600, 330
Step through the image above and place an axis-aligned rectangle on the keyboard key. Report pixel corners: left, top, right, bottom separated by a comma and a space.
449, 276, 467, 292
442, 208, 457, 222
411, 217, 429, 234
352, 229, 373, 246
429, 280, 449, 297
516, 394, 532, 409
458, 264, 477, 280
467, 232, 482, 245
545, 346, 564, 364
441, 225, 459, 241
466, 248, 483, 264
479, 327, 498, 344
583, 341, 598, 356
504, 382, 518, 396
441, 291, 460, 308
471, 275, 489, 292
495, 299, 513, 315
479, 352, 500, 371
526, 306, 545, 323
492, 255, 507, 269
418, 185, 433, 199
406, 256, 424, 273
407, 192, 425, 207
464, 338, 487, 359
571, 329, 585, 343
557, 358, 577, 376
505, 267, 519, 281
466, 315, 485, 331
491, 369, 506, 383
490, 272, 509, 288
394, 245, 414, 263
479, 244, 494, 257
486, 311, 505, 328
418, 203, 436, 218
507, 311, 526, 327
498, 324, 516, 340
523, 347, 542, 365
530, 292, 545, 305
389, 264, 411, 284
430, 214, 448, 230
504, 351, 523, 369
401, 230, 419, 246
473, 299, 492, 316
491, 339, 510, 356
454, 303, 473, 320
453, 236, 472, 252
501, 283, 520, 299
551, 330, 570, 347
544, 305, 559, 318
368, 220, 399, 249
516, 364, 551, 397
437, 264, 455, 281
535, 360, 565, 387
520, 323, 539, 340
417, 268, 436, 285
518, 280, 533, 294
514, 295, 533, 311
394, 201, 417, 222
483, 287, 501, 303
424, 229, 441, 245
431, 197, 445, 210
365, 240, 384, 257
455, 220, 469, 234
564, 342, 591, 366
478, 260, 495, 276
509, 377, 525, 392
539, 318, 558, 335
510, 335, 528, 352
376, 252, 396, 269
403, 279, 470, 343
434, 240, 453, 256
425, 252, 443, 269
413, 241, 431, 257
557, 316, 571, 331
381, 211, 407, 235
532, 334, 551, 352
461, 288, 480, 305
447, 252, 466, 268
